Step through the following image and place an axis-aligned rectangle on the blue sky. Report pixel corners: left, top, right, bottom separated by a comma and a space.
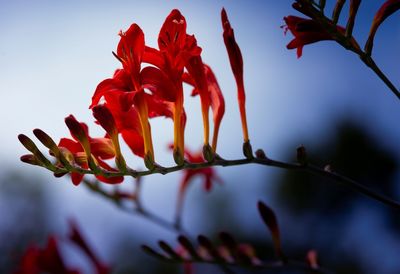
1, 0, 400, 272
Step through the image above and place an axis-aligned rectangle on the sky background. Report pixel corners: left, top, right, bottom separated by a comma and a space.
1, 0, 400, 273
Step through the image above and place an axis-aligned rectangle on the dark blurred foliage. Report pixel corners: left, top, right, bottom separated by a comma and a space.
0, 172, 51, 273
185, 120, 399, 274
271, 121, 399, 274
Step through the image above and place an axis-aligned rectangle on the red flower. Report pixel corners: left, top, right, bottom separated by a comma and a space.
60, 115, 123, 185
283, 16, 337, 58
221, 8, 249, 143
144, 10, 212, 164
283, 15, 360, 58
14, 222, 110, 274
14, 237, 79, 274
91, 24, 155, 167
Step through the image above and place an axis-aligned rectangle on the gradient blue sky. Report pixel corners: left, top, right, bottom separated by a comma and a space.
1, 0, 400, 272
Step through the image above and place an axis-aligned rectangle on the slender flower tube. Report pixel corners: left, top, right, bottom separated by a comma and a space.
221, 8, 250, 143
184, 35, 211, 151
183, 64, 225, 153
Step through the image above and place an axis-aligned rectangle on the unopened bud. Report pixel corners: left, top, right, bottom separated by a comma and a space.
20, 154, 40, 166
18, 134, 56, 171
33, 129, 58, 151
92, 105, 118, 137
255, 149, 267, 159
243, 141, 253, 159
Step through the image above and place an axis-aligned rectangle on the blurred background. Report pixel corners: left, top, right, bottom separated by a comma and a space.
1, 0, 400, 273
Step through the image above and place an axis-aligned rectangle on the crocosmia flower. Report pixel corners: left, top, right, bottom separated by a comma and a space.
283, 15, 360, 58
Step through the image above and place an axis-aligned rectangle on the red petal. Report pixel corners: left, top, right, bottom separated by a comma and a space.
58, 138, 82, 153
146, 94, 175, 119
90, 137, 115, 160
158, 9, 187, 52
117, 24, 145, 79
121, 130, 144, 158
141, 66, 177, 102
71, 172, 84, 185
143, 46, 165, 68
204, 65, 225, 131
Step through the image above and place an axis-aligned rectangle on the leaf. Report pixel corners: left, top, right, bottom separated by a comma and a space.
365, 0, 400, 55
257, 201, 285, 261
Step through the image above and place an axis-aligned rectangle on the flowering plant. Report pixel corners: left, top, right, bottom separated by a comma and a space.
16, 1, 400, 273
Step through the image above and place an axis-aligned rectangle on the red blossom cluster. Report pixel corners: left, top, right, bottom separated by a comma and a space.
19, 8, 251, 189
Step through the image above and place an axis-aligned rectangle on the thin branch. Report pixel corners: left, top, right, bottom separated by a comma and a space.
81, 179, 186, 235
296, 2, 400, 101
68, 154, 400, 211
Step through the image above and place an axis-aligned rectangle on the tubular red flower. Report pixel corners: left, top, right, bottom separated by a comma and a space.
283, 15, 360, 58
184, 37, 210, 147
221, 8, 249, 143
283, 16, 335, 58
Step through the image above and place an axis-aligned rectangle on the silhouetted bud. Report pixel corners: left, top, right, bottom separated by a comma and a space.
296, 145, 307, 165
243, 141, 253, 159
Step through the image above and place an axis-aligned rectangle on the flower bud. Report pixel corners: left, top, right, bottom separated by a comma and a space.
243, 141, 253, 159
